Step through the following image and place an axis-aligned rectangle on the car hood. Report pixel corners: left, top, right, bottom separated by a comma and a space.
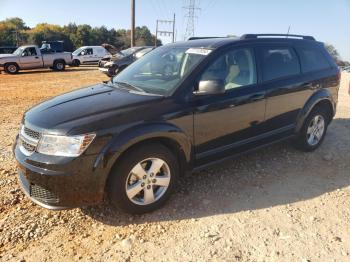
24, 83, 162, 133
111, 54, 129, 62
0, 53, 16, 58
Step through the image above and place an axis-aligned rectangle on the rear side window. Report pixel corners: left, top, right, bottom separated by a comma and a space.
297, 47, 330, 73
260, 47, 300, 81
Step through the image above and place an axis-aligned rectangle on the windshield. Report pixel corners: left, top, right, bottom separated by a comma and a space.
13, 47, 24, 56
72, 47, 84, 55
112, 46, 211, 96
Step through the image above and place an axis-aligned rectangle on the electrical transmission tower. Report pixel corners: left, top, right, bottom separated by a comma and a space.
183, 0, 200, 40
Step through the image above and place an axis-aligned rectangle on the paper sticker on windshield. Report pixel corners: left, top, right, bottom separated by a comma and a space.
185, 48, 212, 56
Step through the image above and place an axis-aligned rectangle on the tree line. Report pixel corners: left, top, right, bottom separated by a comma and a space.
0, 17, 161, 51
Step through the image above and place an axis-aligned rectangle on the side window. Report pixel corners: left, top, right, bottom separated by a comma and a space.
22, 47, 37, 56
260, 47, 300, 81
86, 48, 93, 55
297, 47, 330, 73
200, 48, 257, 90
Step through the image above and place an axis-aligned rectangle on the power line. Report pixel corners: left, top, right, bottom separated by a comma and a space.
155, 14, 176, 46
183, 0, 201, 40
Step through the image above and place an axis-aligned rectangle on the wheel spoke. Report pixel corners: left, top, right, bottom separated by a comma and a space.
131, 163, 147, 179
307, 126, 314, 135
126, 181, 144, 199
143, 187, 155, 204
308, 133, 315, 144
148, 159, 164, 175
154, 176, 170, 187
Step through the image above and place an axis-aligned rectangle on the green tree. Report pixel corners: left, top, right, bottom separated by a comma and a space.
0, 17, 28, 46
325, 43, 340, 62
0, 17, 160, 51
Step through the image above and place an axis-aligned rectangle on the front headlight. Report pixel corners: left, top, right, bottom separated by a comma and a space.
37, 133, 96, 157
105, 61, 114, 67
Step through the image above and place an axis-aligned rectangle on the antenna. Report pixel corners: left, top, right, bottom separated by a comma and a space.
183, 0, 201, 40
286, 25, 291, 38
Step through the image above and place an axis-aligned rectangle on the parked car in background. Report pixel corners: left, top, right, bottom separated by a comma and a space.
13, 34, 340, 214
72, 46, 110, 66
342, 66, 350, 73
99, 46, 155, 77
0, 45, 72, 74
0, 46, 17, 54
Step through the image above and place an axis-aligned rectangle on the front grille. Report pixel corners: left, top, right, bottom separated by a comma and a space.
21, 140, 36, 152
30, 184, 59, 204
18, 125, 41, 156
23, 126, 41, 140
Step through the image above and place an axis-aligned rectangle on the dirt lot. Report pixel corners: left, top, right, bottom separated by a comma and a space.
0, 67, 349, 262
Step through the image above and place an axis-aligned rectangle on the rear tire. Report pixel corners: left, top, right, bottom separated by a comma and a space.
53, 60, 65, 71
107, 143, 179, 214
294, 107, 329, 152
4, 63, 19, 74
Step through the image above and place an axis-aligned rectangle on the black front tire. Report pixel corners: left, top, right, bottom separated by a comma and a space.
107, 143, 179, 214
4, 63, 19, 74
294, 106, 330, 152
72, 59, 80, 67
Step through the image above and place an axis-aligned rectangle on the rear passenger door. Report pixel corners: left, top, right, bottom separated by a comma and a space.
257, 44, 313, 133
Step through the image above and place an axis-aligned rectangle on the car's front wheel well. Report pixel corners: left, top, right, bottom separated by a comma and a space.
110, 137, 189, 179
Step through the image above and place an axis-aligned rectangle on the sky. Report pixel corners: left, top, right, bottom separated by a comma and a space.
0, 0, 349, 61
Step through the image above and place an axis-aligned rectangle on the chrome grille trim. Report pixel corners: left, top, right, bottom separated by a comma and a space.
18, 125, 41, 156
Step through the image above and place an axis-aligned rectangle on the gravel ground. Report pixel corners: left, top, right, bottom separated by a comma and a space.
0, 67, 349, 262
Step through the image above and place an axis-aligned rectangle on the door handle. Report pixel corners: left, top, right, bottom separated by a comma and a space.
249, 94, 265, 102
302, 82, 320, 89
35, 56, 39, 59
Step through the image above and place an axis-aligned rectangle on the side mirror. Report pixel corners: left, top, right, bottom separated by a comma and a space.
194, 80, 225, 95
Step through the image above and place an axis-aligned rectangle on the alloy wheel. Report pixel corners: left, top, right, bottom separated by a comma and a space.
125, 158, 171, 205
8, 64, 17, 73
306, 115, 325, 146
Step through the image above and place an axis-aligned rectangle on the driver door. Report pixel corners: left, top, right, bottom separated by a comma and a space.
193, 47, 266, 165
19, 47, 42, 69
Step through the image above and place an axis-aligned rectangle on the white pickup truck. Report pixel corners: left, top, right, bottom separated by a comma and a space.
0, 45, 72, 74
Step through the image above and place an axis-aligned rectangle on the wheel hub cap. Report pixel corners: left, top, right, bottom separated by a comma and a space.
306, 115, 325, 146
125, 158, 171, 206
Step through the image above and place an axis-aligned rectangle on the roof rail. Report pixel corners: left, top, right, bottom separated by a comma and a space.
241, 34, 315, 41
188, 37, 225, 40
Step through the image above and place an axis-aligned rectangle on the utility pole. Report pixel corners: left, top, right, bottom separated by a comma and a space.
154, 14, 176, 46
172, 13, 176, 43
155, 20, 159, 47
12, 28, 19, 46
183, 0, 200, 40
131, 0, 135, 47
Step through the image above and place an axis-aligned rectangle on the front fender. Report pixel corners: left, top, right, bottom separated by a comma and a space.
93, 122, 192, 171
295, 89, 335, 132
1, 57, 20, 65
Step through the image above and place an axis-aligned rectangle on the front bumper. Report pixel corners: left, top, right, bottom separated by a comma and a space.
99, 67, 114, 77
14, 139, 108, 209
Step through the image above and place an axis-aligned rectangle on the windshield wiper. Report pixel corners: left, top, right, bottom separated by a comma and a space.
113, 81, 146, 93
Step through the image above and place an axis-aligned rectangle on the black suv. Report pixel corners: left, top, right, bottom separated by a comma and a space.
14, 34, 340, 214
